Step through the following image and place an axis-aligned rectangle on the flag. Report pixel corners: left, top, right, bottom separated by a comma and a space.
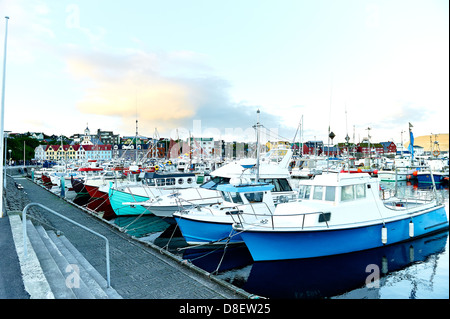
408, 130, 414, 157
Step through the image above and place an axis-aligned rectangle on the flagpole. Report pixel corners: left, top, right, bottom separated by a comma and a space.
0, 16, 10, 218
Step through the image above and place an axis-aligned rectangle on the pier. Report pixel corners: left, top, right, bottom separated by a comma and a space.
1, 167, 252, 299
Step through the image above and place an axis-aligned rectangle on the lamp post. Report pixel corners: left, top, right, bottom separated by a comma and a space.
0, 16, 10, 218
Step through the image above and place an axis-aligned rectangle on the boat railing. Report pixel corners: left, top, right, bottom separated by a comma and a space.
174, 195, 222, 212
232, 209, 332, 230
385, 165, 443, 205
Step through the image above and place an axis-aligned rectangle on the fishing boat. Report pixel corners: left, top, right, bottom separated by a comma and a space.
232, 171, 448, 261
109, 171, 201, 216
416, 158, 449, 184
173, 181, 278, 245
416, 171, 449, 184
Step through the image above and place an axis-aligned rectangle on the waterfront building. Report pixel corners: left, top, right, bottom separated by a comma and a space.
34, 145, 46, 161
83, 144, 113, 161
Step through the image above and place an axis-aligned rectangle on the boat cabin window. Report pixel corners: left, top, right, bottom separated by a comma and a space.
143, 178, 154, 186
221, 191, 232, 203
311, 186, 336, 201
341, 185, 354, 201
221, 191, 244, 204
229, 192, 243, 204
156, 179, 165, 186
243, 192, 264, 203
313, 186, 324, 200
355, 184, 366, 199
298, 185, 311, 200
166, 178, 175, 186
325, 186, 336, 201
341, 184, 366, 201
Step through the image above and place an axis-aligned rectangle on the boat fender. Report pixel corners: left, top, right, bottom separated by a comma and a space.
381, 226, 388, 244
409, 221, 414, 238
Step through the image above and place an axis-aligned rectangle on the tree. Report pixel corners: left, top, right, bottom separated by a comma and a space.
5, 135, 42, 164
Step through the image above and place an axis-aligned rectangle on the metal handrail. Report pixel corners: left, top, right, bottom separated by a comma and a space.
22, 203, 111, 287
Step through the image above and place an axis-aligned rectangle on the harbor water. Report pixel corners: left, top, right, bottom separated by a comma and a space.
62, 182, 448, 299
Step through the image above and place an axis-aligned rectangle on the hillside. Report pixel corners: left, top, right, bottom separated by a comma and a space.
404, 133, 449, 152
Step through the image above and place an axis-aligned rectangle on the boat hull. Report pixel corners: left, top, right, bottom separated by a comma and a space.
378, 171, 409, 182
71, 177, 87, 194
108, 187, 151, 216
239, 205, 448, 261
417, 172, 448, 184
175, 215, 243, 245
85, 184, 116, 219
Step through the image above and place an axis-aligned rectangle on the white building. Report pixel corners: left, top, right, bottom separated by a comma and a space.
34, 145, 46, 161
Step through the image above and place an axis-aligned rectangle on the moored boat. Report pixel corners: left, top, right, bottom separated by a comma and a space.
109, 171, 201, 216
174, 182, 278, 245
233, 172, 448, 261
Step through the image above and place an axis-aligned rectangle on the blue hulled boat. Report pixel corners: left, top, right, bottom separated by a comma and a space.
416, 171, 449, 184
233, 172, 448, 261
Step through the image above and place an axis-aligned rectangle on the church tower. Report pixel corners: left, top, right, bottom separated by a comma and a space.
81, 123, 94, 145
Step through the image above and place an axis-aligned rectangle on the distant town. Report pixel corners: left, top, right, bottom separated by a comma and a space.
4, 125, 447, 166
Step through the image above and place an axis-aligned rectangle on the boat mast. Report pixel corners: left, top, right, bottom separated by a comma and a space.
135, 119, 138, 164
255, 109, 261, 182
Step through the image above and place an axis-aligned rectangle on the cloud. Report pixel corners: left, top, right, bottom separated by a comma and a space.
65, 47, 286, 141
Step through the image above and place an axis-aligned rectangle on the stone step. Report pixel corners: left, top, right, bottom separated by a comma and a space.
47, 230, 110, 299
34, 225, 96, 299
26, 220, 76, 299
26, 219, 121, 299
55, 233, 121, 299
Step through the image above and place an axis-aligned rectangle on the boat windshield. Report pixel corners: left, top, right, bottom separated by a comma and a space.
258, 178, 292, 192
221, 191, 244, 204
200, 176, 231, 190
243, 192, 264, 203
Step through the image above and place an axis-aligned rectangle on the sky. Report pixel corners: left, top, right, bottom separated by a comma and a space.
0, 0, 448, 145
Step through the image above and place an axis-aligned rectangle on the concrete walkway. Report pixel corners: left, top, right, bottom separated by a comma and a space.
2, 174, 251, 299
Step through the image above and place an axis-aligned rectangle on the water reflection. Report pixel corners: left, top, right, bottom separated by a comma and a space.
233, 231, 448, 299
